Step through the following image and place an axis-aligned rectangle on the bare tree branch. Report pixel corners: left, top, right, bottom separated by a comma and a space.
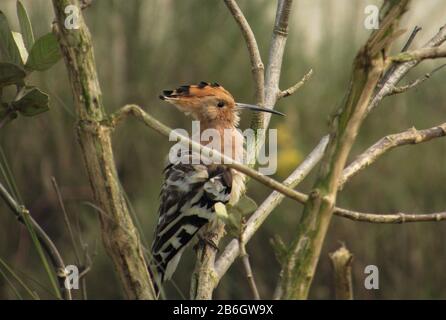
111, 105, 311, 203
250, 0, 294, 155
368, 23, 446, 114
239, 219, 260, 300
190, 223, 224, 300
392, 45, 446, 62
339, 122, 446, 188
278, 69, 313, 99
223, 0, 264, 105
387, 63, 446, 95
280, 1, 411, 300
400, 26, 422, 52
335, 207, 446, 223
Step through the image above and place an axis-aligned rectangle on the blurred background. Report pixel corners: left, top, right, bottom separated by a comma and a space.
0, 0, 445, 299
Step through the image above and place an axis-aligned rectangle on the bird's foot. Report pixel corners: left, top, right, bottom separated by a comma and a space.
194, 234, 220, 252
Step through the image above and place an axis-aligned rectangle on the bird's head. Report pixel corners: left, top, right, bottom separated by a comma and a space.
159, 81, 284, 126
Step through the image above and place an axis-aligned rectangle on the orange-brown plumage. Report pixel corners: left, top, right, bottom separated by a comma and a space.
160, 81, 239, 126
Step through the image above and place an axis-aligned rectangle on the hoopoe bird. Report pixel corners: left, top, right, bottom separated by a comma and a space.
150, 81, 283, 295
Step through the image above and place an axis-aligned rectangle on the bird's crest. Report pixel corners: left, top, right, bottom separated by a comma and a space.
159, 81, 237, 123
159, 81, 234, 102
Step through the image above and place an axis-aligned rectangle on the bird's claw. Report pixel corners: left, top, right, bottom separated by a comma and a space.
195, 234, 220, 252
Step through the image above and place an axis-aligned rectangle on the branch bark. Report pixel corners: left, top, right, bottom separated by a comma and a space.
51, 0, 155, 300
249, 0, 294, 159
329, 244, 353, 300
340, 122, 446, 188
368, 24, 446, 114
278, 69, 313, 99
387, 64, 446, 95
223, 0, 264, 106
279, 1, 411, 299
239, 219, 260, 300
392, 45, 446, 62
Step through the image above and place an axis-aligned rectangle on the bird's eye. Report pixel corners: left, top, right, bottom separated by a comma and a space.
217, 101, 225, 108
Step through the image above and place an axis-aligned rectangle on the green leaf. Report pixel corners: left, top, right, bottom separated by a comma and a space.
12, 87, 49, 116
0, 11, 23, 65
0, 62, 26, 87
16, 1, 34, 51
228, 195, 258, 216
214, 202, 229, 221
12, 32, 28, 64
25, 33, 61, 71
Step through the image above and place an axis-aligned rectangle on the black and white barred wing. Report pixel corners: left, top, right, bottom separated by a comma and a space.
151, 153, 232, 283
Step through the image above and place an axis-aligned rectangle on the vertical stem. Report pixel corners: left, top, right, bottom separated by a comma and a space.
279, 1, 410, 299
249, 0, 293, 162
51, 0, 155, 299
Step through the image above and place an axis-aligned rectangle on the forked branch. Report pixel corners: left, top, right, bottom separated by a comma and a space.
340, 122, 446, 188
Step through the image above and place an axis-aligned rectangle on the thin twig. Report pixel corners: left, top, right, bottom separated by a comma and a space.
223, 0, 264, 105
278, 69, 313, 99
376, 26, 421, 92
368, 23, 446, 114
335, 208, 446, 223
339, 122, 446, 188
51, 177, 90, 299
239, 218, 260, 300
401, 26, 422, 52
387, 63, 446, 95
0, 181, 71, 300
51, 177, 82, 264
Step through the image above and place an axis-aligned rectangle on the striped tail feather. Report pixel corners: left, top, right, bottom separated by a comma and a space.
150, 151, 232, 294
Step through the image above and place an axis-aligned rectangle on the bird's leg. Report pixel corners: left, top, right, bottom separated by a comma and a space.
194, 233, 220, 252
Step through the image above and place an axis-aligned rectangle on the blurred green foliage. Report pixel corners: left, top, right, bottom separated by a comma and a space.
0, 0, 445, 299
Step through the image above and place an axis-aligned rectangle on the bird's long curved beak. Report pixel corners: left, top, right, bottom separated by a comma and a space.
235, 103, 285, 116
